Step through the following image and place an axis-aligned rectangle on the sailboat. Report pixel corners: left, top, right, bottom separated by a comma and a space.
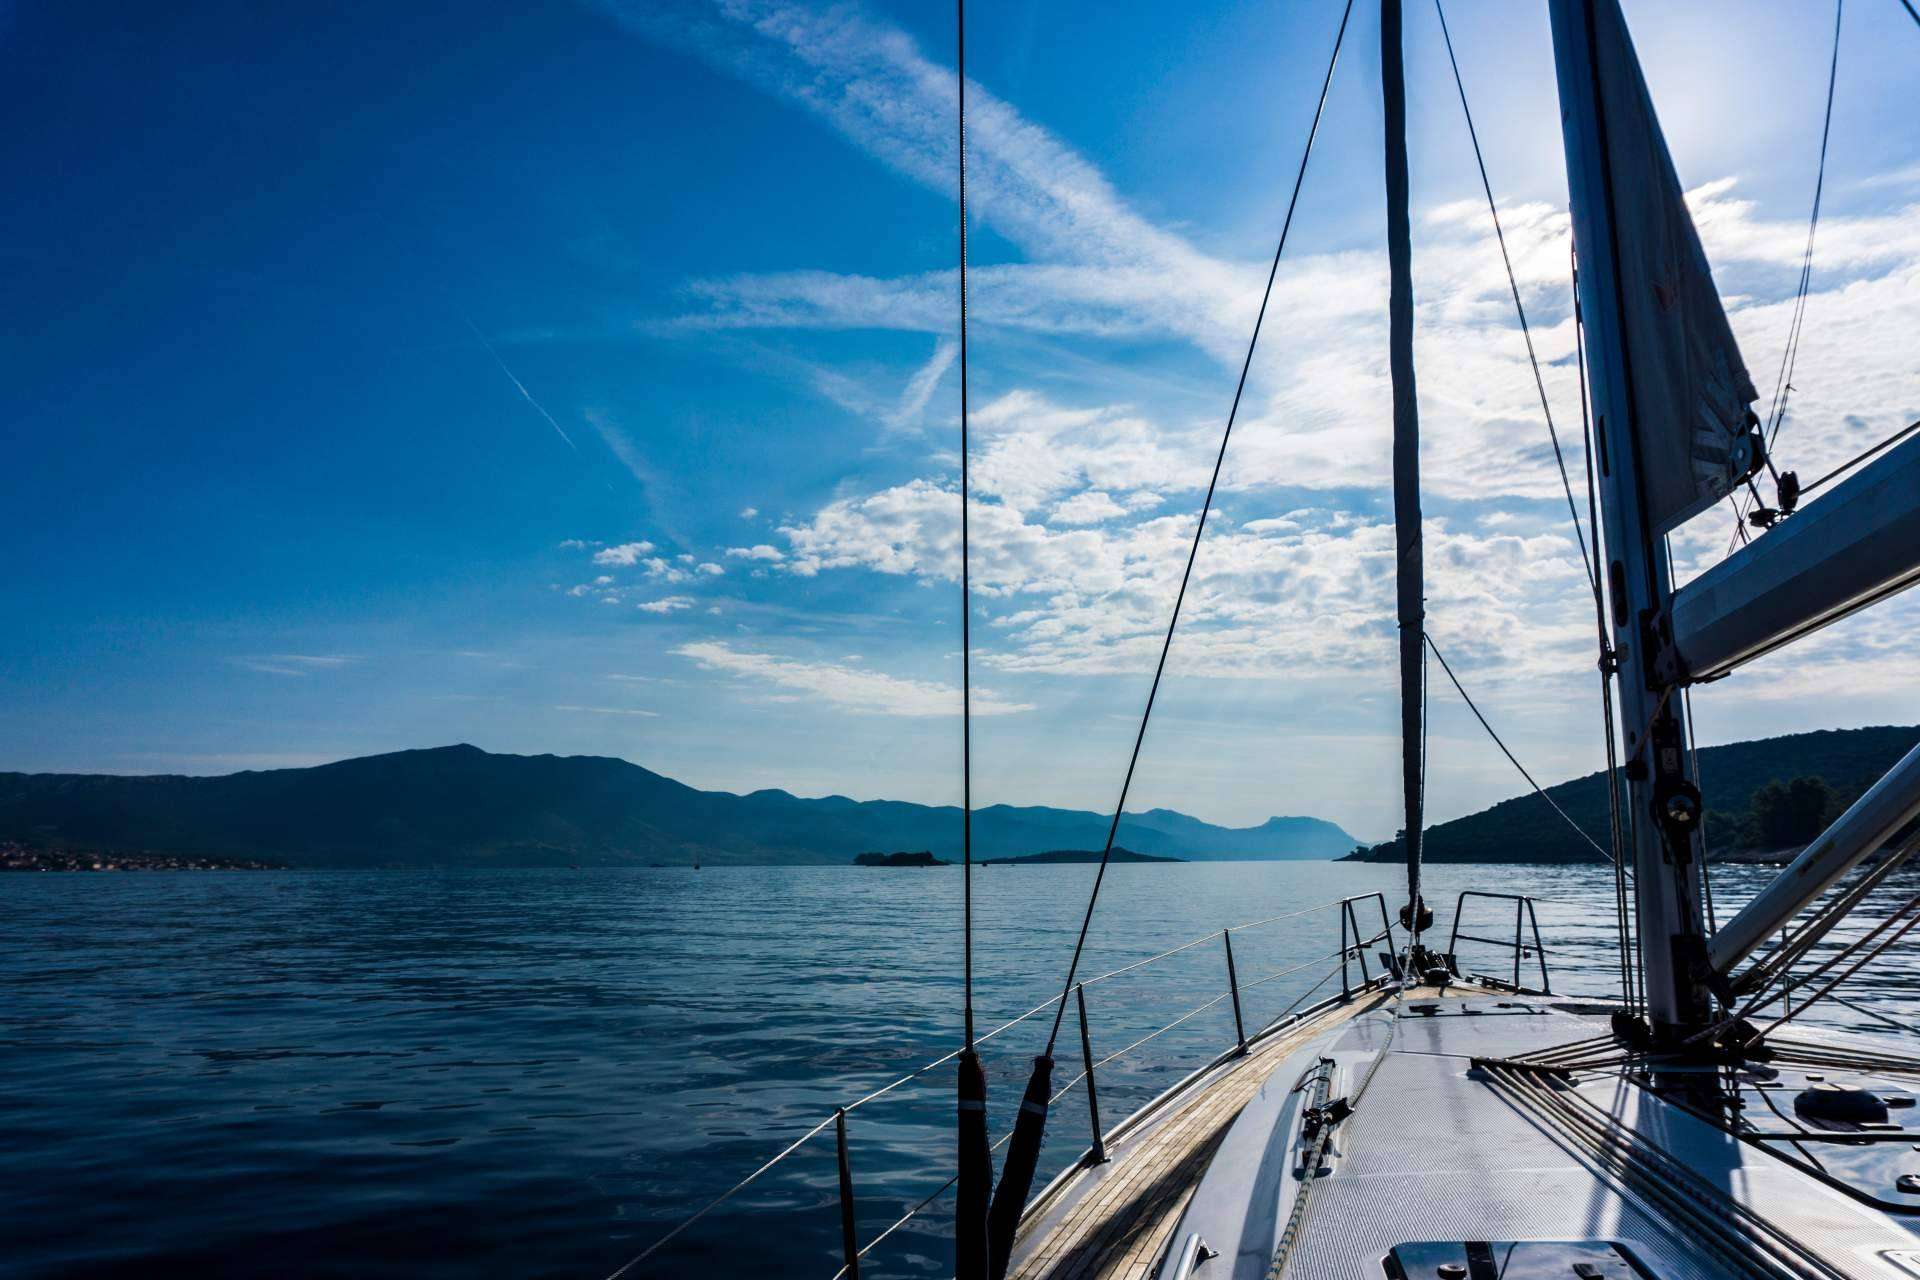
611, 1, 1920, 1277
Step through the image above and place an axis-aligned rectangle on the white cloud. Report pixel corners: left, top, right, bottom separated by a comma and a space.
553, 704, 661, 717
697, 561, 725, 575
584, 407, 668, 491
642, 556, 692, 583
596, 0, 1920, 817
725, 543, 785, 561
610, 0, 1259, 359
739, 506, 759, 519
232, 654, 357, 677
593, 541, 656, 565
623, 0, 1920, 524
677, 640, 1033, 716
638, 596, 694, 614
1050, 491, 1128, 525
884, 338, 957, 431
779, 487, 1591, 682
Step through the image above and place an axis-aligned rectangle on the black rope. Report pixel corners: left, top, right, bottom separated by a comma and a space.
1732, 0, 1843, 546
1901, 0, 1920, 30
1424, 633, 1615, 866
1039, 0, 1357, 1056
956, 0, 975, 1052
1669, 539, 1718, 951
1433, 0, 1595, 596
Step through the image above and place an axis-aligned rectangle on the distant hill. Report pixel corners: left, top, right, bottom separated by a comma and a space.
1344, 725, 1920, 865
0, 745, 1357, 868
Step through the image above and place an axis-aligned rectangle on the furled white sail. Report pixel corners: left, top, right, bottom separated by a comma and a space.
1589, 0, 1759, 533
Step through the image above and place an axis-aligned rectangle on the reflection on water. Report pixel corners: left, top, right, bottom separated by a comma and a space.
2, 860, 1914, 1277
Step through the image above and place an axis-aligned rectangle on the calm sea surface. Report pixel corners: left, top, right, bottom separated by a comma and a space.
5, 860, 1918, 1278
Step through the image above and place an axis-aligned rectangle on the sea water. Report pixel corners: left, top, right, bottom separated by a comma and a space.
4, 860, 1915, 1277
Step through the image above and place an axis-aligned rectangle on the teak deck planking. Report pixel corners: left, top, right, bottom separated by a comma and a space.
1010, 986, 1409, 1280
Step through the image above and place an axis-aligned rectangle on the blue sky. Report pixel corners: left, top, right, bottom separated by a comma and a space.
4, 0, 1917, 840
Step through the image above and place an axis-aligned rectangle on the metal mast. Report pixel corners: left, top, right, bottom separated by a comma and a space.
1547, 0, 1710, 1036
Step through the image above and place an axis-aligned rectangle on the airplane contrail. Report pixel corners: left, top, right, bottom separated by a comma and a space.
465, 318, 579, 452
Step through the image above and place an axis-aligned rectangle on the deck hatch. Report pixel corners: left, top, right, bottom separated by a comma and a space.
1382, 1240, 1658, 1280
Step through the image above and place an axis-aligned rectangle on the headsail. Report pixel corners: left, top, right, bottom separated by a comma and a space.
1586, 0, 1761, 532
1382, 0, 1425, 942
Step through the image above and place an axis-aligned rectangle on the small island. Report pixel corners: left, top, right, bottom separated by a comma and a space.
853, 847, 1185, 867
853, 851, 950, 867
980, 847, 1180, 866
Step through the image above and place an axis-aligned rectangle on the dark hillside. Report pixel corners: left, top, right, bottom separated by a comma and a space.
1344, 725, 1920, 864
0, 745, 1356, 867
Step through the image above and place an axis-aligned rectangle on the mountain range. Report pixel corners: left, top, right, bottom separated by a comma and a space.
1343, 724, 1920, 864
0, 745, 1357, 868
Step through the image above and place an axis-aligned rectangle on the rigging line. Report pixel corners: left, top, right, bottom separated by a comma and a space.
1671, 554, 1717, 937
1572, 243, 1637, 1011
1799, 417, 1920, 496
602, 1113, 839, 1279
1902, 0, 1920, 30
1738, 842, 1916, 1000
1433, 0, 1595, 596
956, 0, 976, 1050
838, 899, 1361, 1115
1413, 631, 1428, 969
1752, 893, 1920, 1043
1039, 0, 1358, 1057
1704, 876, 1920, 1042
1733, 0, 1843, 541
1729, 414, 1920, 557
1767, 0, 1843, 448
1832, 992, 1920, 1038
1423, 632, 1615, 866
952, 21, 990, 1272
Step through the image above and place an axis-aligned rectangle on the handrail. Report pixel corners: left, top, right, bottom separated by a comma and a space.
604, 892, 1389, 1280
833, 895, 1379, 1116
1446, 891, 1551, 994
831, 962, 1380, 1280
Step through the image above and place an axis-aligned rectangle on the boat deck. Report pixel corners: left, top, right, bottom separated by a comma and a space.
1009, 985, 1406, 1280
1010, 985, 1920, 1280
